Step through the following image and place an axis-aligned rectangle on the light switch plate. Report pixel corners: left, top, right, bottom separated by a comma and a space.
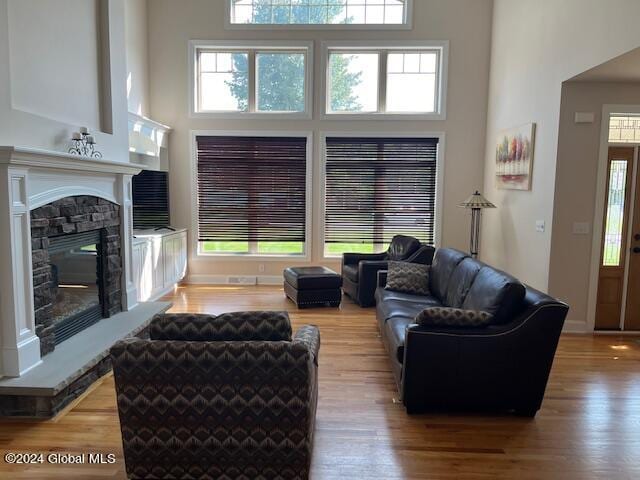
536, 220, 545, 233
572, 222, 590, 235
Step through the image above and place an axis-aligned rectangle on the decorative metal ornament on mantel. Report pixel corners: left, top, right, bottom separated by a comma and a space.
69, 128, 102, 158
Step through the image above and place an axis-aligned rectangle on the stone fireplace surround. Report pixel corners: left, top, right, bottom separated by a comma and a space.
31, 196, 123, 356
0, 146, 143, 378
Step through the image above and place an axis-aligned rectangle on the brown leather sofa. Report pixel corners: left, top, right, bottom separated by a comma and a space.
375, 248, 569, 416
110, 311, 320, 480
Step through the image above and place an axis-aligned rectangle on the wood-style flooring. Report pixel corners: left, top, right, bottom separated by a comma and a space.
1, 285, 640, 479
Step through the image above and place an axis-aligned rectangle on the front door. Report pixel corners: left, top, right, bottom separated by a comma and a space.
595, 147, 635, 330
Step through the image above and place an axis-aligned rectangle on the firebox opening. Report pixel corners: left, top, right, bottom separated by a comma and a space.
49, 230, 104, 345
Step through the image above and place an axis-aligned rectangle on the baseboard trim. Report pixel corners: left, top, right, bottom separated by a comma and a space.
186, 274, 283, 285
562, 320, 589, 334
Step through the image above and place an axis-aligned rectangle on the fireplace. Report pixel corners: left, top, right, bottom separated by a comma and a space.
49, 231, 103, 344
31, 196, 123, 356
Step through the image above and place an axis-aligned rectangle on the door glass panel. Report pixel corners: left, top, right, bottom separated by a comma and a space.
603, 159, 629, 266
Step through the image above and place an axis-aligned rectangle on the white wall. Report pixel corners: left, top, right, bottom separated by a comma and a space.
8, 0, 103, 130
147, 0, 494, 279
482, 0, 640, 292
0, 0, 130, 163
549, 81, 640, 327
124, 0, 149, 116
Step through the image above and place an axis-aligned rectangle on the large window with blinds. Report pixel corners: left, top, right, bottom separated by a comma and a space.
324, 136, 439, 257
196, 135, 309, 256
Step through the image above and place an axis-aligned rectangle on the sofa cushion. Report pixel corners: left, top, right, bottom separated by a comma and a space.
444, 258, 483, 308
377, 297, 442, 326
385, 261, 431, 295
384, 316, 415, 363
429, 248, 468, 301
376, 287, 441, 306
387, 235, 421, 261
462, 266, 526, 324
341, 263, 359, 282
416, 307, 494, 327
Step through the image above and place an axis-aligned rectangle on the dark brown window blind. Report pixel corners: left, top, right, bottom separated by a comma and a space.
196, 135, 307, 243
132, 170, 170, 229
325, 136, 438, 245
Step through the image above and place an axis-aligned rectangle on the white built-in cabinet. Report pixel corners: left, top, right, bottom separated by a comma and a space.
132, 229, 187, 302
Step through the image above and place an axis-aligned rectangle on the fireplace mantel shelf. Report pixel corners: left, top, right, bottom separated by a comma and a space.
0, 146, 145, 175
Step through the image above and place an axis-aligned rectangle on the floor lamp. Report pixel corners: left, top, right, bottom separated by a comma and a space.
459, 191, 496, 259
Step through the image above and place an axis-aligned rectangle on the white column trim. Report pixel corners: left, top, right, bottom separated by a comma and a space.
0, 166, 41, 377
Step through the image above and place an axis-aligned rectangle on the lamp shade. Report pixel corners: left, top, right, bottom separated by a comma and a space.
459, 191, 496, 209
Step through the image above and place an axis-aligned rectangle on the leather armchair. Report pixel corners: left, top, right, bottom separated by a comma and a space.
342, 235, 435, 307
110, 311, 320, 480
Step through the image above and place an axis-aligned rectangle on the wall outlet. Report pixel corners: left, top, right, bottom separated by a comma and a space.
258, 263, 265, 273
535, 220, 545, 233
572, 222, 590, 235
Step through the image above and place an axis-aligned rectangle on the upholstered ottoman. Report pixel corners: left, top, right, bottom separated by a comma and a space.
284, 266, 342, 308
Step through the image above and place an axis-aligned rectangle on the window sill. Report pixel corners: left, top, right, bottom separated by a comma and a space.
190, 111, 312, 121
197, 252, 311, 262
322, 112, 446, 121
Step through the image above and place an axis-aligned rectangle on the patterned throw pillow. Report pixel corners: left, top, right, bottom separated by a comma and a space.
385, 261, 431, 295
416, 307, 494, 327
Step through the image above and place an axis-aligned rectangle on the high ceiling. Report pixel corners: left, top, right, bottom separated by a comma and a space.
571, 47, 640, 83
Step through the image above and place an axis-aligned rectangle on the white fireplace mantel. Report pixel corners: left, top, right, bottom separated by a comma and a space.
0, 146, 144, 378
0, 146, 145, 174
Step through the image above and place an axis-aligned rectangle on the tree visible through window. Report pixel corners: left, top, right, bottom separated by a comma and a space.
229, 0, 408, 26
222, 3, 365, 113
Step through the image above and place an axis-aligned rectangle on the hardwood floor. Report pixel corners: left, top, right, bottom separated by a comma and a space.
2, 285, 640, 479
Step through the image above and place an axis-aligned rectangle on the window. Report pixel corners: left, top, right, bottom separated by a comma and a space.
609, 115, 640, 143
324, 42, 447, 118
192, 42, 312, 118
227, 0, 411, 27
323, 136, 439, 257
196, 135, 309, 256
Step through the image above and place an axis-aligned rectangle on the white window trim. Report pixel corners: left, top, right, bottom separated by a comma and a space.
188, 40, 313, 120
224, 0, 413, 30
189, 129, 313, 261
318, 130, 445, 261
320, 40, 449, 120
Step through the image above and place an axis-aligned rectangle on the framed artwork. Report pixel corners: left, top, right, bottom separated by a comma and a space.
495, 123, 536, 190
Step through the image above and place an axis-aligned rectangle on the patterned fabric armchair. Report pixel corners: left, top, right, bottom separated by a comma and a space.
110, 311, 320, 480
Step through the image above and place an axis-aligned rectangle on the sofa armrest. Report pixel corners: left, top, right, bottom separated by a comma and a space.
342, 252, 387, 266
405, 245, 436, 265
149, 311, 292, 341
293, 325, 321, 365
377, 270, 388, 288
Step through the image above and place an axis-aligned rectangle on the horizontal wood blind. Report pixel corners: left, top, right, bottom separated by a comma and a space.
325, 136, 438, 245
132, 170, 170, 229
196, 135, 307, 243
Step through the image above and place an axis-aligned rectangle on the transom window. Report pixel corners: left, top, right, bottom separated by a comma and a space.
324, 43, 447, 118
609, 115, 640, 143
228, 0, 411, 27
192, 42, 312, 117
